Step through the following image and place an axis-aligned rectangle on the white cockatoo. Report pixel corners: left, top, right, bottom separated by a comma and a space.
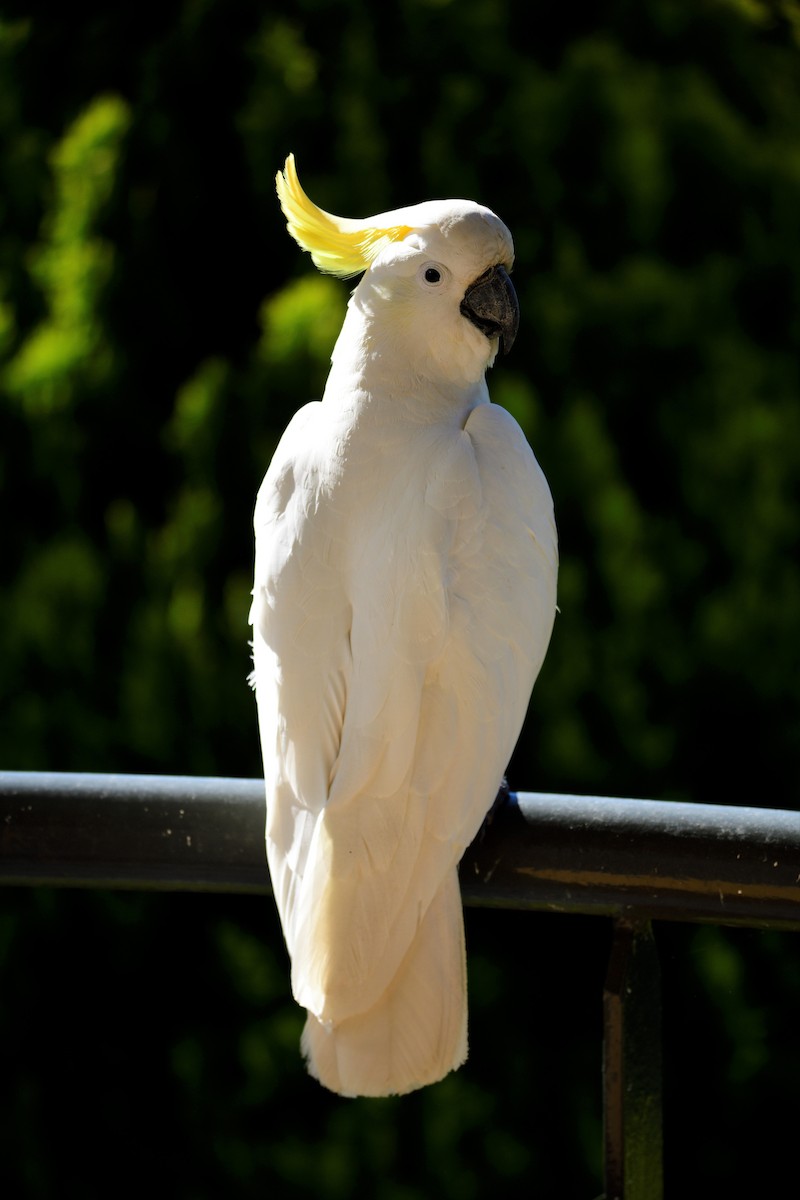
250, 155, 557, 1097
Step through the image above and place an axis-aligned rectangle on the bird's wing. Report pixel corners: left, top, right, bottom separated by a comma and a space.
252, 403, 557, 1027
251, 399, 352, 913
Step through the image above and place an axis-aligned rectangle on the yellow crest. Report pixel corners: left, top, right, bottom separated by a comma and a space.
276, 154, 413, 278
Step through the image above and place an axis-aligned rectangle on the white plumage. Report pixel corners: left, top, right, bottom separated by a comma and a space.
250, 157, 558, 1096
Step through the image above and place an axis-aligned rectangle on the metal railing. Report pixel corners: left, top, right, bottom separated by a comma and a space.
2, 770, 800, 1199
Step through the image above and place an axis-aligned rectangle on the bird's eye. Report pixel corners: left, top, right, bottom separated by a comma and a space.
419, 262, 447, 288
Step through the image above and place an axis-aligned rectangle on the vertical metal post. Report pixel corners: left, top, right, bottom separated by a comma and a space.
602, 918, 663, 1200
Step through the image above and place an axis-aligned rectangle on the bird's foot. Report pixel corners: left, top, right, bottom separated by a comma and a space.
476, 776, 512, 843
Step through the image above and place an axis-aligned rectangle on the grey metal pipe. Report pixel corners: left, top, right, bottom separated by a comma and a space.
1, 772, 799, 929
0, 771, 269, 893
461, 790, 800, 929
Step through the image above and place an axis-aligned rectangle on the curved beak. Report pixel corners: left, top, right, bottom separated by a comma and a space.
460, 264, 520, 355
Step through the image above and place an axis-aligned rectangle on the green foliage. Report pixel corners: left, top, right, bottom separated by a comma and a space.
5, 93, 130, 411
1, 1, 799, 1196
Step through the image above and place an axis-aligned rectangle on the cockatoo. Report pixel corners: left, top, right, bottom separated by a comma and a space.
250, 155, 557, 1097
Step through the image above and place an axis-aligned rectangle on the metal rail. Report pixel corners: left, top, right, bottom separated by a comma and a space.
2, 771, 799, 1200
2, 771, 799, 928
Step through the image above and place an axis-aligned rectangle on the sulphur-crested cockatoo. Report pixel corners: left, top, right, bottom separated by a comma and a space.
250, 155, 557, 1097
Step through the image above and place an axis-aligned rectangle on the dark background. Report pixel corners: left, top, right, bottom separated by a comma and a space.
1, 1, 799, 1195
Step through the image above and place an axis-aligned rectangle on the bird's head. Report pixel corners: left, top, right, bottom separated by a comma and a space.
276, 155, 519, 389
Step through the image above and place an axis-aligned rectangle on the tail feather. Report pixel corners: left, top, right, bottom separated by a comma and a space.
301, 870, 468, 1097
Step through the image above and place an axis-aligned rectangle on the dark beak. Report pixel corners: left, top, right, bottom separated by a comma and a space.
460, 264, 519, 355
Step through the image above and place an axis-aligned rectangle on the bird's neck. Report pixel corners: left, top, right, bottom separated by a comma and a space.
324, 303, 488, 428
